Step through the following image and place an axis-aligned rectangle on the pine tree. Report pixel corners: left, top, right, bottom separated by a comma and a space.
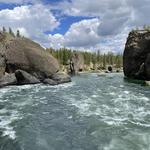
9, 27, 15, 37
2, 26, 6, 33
16, 29, 20, 37
97, 50, 101, 64
103, 54, 106, 69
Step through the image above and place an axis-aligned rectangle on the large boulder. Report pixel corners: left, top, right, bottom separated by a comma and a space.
0, 35, 59, 80
69, 52, 84, 75
0, 73, 17, 87
123, 30, 150, 80
43, 78, 57, 86
0, 32, 72, 87
51, 72, 71, 84
15, 70, 40, 85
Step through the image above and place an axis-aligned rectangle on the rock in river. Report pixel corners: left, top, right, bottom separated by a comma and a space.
43, 78, 57, 86
0, 73, 17, 87
52, 72, 71, 84
15, 70, 40, 85
123, 30, 150, 80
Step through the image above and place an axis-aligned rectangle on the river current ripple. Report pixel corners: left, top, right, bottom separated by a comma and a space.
0, 73, 150, 150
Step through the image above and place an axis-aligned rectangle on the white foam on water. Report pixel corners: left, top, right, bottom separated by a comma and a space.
13, 97, 34, 108
140, 97, 149, 101
40, 97, 47, 100
104, 133, 150, 150
102, 116, 128, 126
103, 139, 122, 150
0, 108, 8, 114
120, 85, 124, 88
51, 82, 75, 89
91, 95, 98, 98
3, 126, 16, 140
39, 100, 48, 105
0, 110, 22, 140
124, 91, 130, 94
16, 84, 36, 90
66, 86, 150, 128
0, 88, 11, 94
129, 121, 150, 128
109, 92, 116, 96
42, 112, 49, 115
68, 116, 72, 119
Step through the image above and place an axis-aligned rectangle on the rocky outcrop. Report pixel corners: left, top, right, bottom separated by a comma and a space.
15, 70, 40, 85
69, 52, 84, 75
43, 72, 71, 85
0, 73, 17, 87
0, 32, 71, 88
4, 38, 59, 80
123, 30, 150, 80
43, 78, 57, 86
51, 72, 71, 84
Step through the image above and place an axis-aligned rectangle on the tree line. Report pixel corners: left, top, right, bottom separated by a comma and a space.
47, 47, 123, 69
133, 25, 150, 31
1, 26, 21, 37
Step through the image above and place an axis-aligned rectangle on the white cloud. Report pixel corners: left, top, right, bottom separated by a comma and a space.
48, 18, 128, 53
0, 4, 59, 46
48, 18, 101, 50
0, 0, 149, 53
49, 18, 130, 53
46, 0, 150, 53
48, 34, 65, 49
64, 18, 100, 47
57, 0, 150, 34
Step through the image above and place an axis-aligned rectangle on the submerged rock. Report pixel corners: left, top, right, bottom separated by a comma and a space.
123, 30, 150, 80
15, 70, 40, 85
0, 73, 17, 87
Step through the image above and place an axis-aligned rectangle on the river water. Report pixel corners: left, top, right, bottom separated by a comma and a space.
0, 73, 150, 150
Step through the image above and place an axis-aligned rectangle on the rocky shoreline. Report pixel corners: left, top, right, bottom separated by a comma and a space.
0, 70, 71, 88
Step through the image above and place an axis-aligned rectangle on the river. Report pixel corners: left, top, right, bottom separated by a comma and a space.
0, 73, 150, 150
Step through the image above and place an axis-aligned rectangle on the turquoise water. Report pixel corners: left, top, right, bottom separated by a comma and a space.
0, 73, 150, 150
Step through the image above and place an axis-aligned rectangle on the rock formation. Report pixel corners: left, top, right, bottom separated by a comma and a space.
123, 30, 150, 80
15, 70, 40, 85
0, 32, 71, 87
69, 52, 84, 75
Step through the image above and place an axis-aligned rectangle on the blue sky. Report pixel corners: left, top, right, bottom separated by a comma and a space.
0, 0, 149, 53
50, 16, 95, 35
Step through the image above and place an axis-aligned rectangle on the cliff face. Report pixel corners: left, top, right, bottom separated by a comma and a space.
123, 30, 150, 80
